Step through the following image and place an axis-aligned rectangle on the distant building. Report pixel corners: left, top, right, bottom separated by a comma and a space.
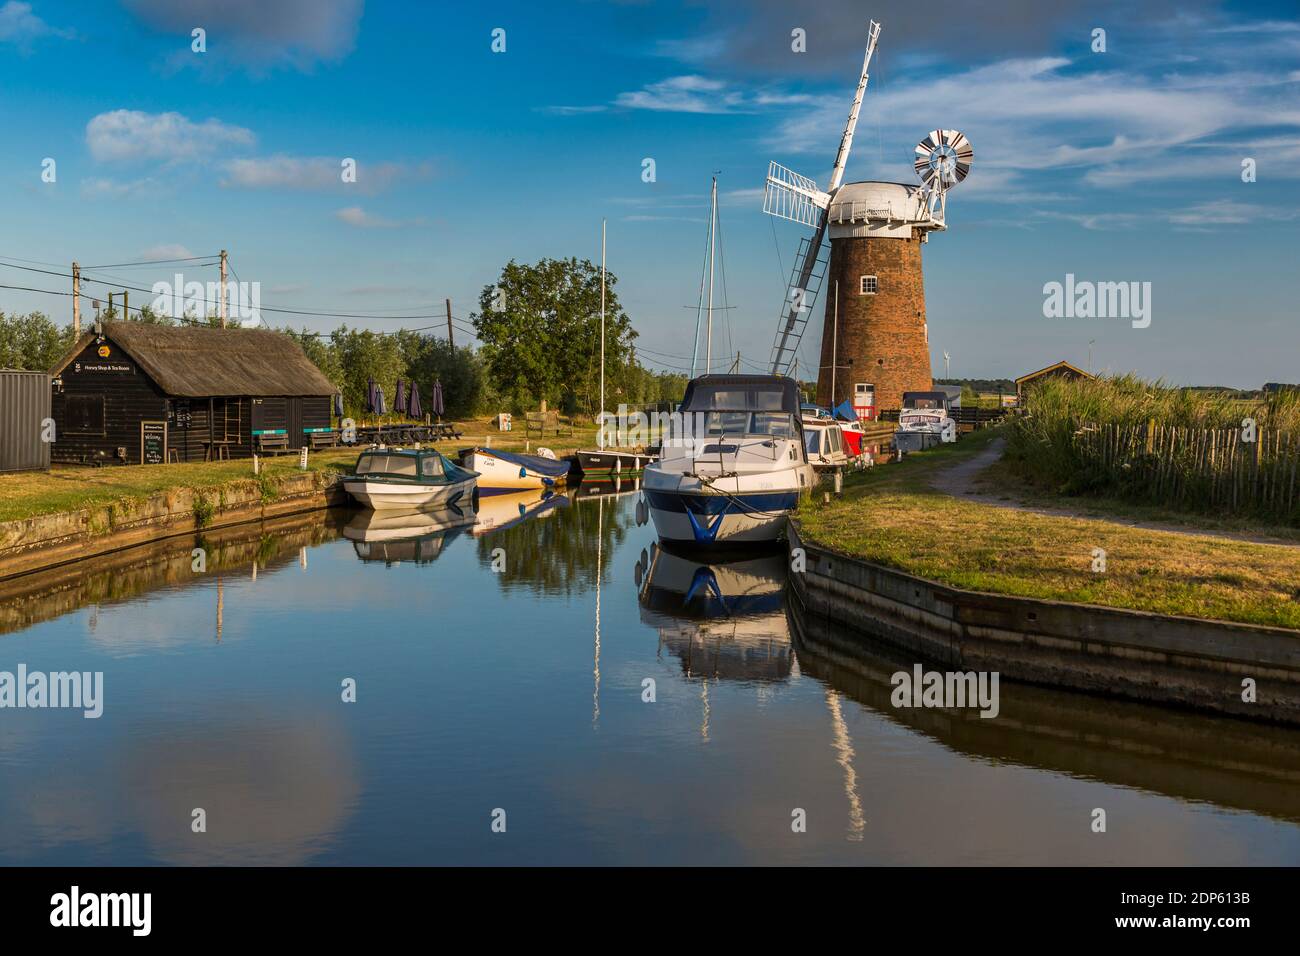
0, 370, 51, 473
48, 322, 337, 465
933, 384, 963, 409
1015, 360, 1093, 404
1264, 382, 1300, 396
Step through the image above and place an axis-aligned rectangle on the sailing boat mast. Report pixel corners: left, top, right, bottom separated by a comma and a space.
599, 218, 606, 449
706, 176, 717, 373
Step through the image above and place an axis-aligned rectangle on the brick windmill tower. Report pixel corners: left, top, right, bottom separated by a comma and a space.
763, 21, 972, 415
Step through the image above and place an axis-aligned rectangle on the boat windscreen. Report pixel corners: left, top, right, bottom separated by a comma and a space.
356, 453, 419, 477
697, 411, 798, 439
683, 385, 792, 413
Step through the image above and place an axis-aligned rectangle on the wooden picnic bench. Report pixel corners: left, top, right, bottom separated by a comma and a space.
255, 433, 291, 455
343, 422, 463, 446
524, 409, 573, 438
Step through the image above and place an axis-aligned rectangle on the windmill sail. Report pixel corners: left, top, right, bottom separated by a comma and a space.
764, 21, 882, 377
763, 162, 830, 228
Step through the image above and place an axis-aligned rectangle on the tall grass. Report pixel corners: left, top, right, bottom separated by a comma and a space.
1007, 375, 1300, 520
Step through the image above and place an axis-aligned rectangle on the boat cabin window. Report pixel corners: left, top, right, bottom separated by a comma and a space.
698, 411, 797, 439
904, 397, 945, 410
420, 455, 444, 478
685, 387, 786, 412
356, 453, 419, 477
804, 430, 822, 456
828, 428, 843, 453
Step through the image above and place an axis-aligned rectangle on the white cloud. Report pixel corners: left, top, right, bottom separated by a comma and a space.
1167, 199, 1300, 228
0, 1, 69, 44
124, 0, 362, 72
79, 176, 159, 199
138, 243, 195, 260
538, 105, 609, 116
615, 75, 746, 114
221, 155, 431, 193
86, 110, 255, 163
334, 206, 423, 229
769, 50, 1300, 199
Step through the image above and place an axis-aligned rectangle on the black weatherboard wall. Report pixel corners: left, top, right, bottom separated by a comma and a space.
48, 322, 337, 465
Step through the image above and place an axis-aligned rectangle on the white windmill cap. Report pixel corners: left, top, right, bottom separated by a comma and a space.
827, 181, 940, 239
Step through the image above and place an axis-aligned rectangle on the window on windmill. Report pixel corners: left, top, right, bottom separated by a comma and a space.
860, 275, 878, 295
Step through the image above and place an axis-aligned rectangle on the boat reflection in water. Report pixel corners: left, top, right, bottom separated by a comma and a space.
344, 499, 477, 566
470, 488, 570, 536
637, 543, 792, 684
575, 475, 641, 499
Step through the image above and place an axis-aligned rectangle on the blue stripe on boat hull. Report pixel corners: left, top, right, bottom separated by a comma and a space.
644, 490, 799, 515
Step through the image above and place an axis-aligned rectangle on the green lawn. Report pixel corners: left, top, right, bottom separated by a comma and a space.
798, 427, 1300, 630
0, 417, 604, 525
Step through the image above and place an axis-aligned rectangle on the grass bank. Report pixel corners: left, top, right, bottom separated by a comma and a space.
0, 417, 602, 526
797, 427, 1300, 630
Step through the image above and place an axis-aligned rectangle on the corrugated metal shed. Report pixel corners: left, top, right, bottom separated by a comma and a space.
0, 370, 52, 472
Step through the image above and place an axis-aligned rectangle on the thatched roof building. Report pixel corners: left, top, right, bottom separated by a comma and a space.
51, 322, 336, 397
49, 322, 338, 465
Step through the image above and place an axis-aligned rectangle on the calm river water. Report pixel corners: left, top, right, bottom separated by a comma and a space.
2, 483, 1299, 865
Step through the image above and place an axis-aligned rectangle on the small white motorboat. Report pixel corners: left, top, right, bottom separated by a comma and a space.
343, 447, 478, 510
462, 447, 573, 493
643, 375, 815, 547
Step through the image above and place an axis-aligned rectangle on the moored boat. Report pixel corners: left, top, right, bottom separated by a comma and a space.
463, 447, 572, 493
575, 447, 655, 478
643, 375, 814, 547
801, 415, 851, 472
343, 447, 478, 510
894, 390, 957, 453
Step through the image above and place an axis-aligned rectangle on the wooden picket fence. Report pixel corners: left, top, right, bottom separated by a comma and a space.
1073, 420, 1300, 518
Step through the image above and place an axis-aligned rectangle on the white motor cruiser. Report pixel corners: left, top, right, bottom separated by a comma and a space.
894, 390, 958, 453
643, 375, 814, 547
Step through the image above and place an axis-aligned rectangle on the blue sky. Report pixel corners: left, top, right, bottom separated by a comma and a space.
1, 0, 1297, 387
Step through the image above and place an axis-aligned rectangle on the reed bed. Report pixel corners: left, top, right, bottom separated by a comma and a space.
1007, 375, 1300, 522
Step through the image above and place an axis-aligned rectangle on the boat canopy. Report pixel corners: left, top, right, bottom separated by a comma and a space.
354, 448, 478, 482
901, 391, 950, 410
680, 375, 802, 415
479, 448, 571, 479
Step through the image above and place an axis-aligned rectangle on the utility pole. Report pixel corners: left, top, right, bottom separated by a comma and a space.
72, 262, 81, 335
219, 249, 228, 328
1088, 339, 1094, 374
446, 298, 454, 348
123, 290, 128, 321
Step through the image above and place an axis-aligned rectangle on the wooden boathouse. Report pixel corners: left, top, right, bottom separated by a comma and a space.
48, 322, 337, 465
